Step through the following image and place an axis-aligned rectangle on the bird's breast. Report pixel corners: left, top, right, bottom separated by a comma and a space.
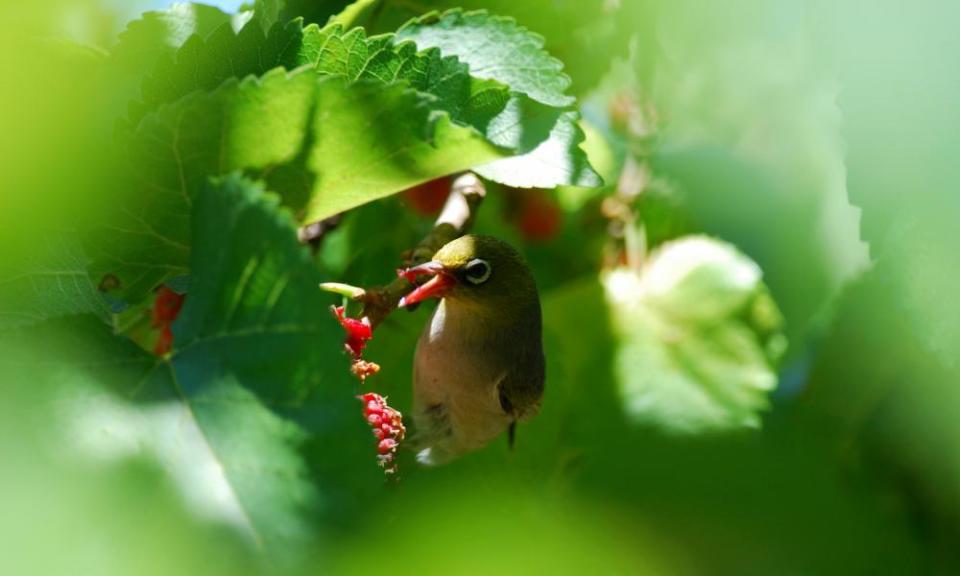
412, 300, 513, 462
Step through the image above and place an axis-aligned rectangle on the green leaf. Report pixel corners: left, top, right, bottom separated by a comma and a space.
473, 111, 602, 188
135, 17, 315, 122
306, 24, 569, 159
253, 0, 283, 30
88, 69, 316, 303
38, 174, 361, 560
167, 174, 336, 556
396, 9, 601, 188
303, 78, 504, 222
0, 232, 109, 329
397, 9, 573, 108
327, 0, 380, 29
602, 236, 785, 433
110, 3, 251, 75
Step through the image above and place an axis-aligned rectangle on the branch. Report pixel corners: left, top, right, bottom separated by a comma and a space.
321, 172, 486, 328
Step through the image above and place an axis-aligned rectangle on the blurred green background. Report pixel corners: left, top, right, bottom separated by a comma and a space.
1, 1, 958, 574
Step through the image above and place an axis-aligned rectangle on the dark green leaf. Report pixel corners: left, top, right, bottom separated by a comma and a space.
32, 174, 366, 561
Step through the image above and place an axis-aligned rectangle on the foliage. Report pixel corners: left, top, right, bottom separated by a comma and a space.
1, 1, 958, 575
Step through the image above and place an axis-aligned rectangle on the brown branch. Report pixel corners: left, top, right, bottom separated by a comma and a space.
339, 173, 486, 328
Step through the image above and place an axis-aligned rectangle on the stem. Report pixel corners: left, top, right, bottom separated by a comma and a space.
319, 282, 366, 300
358, 172, 486, 328
611, 156, 649, 272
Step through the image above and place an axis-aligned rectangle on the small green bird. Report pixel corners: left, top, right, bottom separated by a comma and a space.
399, 235, 545, 465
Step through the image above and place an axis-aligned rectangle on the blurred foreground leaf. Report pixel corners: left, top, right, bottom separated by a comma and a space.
0, 232, 109, 329
110, 2, 251, 74
603, 236, 785, 432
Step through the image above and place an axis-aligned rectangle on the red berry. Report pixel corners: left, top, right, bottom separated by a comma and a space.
378, 439, 397, 455
403, 176, 452, 215
357, 393, 406, 474
517, 189, 562, 242
152, 287, 185, 327
154, 325, 174, 356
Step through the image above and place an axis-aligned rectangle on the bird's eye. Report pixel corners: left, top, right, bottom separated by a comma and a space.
464, 258, 491, 285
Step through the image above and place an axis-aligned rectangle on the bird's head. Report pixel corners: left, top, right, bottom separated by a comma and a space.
399, 235, 537, 314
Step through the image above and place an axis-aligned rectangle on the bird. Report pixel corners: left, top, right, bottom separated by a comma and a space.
398, 234, 545, 465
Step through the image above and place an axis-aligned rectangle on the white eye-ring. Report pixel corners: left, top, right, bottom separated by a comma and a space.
464, 258, 491, 285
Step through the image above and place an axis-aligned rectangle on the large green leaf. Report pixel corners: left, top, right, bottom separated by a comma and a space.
34, 174, 364, 561
304, 79, 503, 222
602, 236, 785, 433
396, 9, 601, 188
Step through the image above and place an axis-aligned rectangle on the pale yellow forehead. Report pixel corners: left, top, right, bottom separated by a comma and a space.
435, 235, 480, 268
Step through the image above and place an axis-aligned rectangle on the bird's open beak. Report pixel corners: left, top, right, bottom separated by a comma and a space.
398, 261, 455, 307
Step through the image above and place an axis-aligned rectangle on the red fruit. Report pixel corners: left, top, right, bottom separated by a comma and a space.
378, 439, 397, 455
516, 189, 562, 242
152, 287, 185, 327
152, 287, 185, 356
154, 325, 174, 356
358, 393, 406, 475
332, 306, 373, 358
403, 176, 452, 215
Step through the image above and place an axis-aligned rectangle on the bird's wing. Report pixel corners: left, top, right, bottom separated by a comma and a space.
495, 347, 545, 422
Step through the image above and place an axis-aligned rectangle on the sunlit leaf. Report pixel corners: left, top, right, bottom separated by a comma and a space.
396, 9, 601, 188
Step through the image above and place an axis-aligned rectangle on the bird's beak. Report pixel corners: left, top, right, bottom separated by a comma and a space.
398, 261, 455, 307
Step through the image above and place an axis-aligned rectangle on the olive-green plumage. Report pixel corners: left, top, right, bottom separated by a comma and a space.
409, 235, 545, 465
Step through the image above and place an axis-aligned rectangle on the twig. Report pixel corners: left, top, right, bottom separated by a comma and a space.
602, 156, 648, 272
321, 172, 486, 328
